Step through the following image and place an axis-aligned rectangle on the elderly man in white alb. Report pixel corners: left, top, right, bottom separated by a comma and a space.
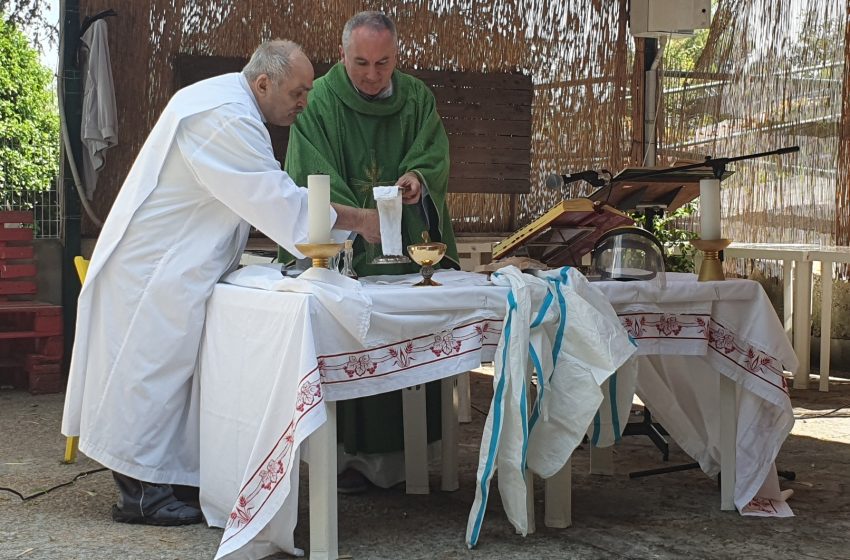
61, 40, 380, 526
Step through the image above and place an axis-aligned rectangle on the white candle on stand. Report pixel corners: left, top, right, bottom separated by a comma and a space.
307, 174, 330, 243
699, 178, 721, 240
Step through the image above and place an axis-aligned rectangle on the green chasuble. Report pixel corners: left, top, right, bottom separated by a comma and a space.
283, 63, 458, 455
281, 62, 459, 276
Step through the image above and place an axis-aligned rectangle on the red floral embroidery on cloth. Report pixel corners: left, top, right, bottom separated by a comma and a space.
431, 330, 463, 356
618, 312, 788, 395
621, 313, 708, 339
226, 425, 295, 534
222, 371, 321, 544
388, 341, 415, 368
343, 354, 379, 378
741, 496, 781, 515
320, 319, 503, 385
475, 321, 494, 342
295, 379, 322, 412
708, 320, 788, 394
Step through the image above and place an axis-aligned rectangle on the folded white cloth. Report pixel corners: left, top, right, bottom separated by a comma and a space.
373, 186, 403, 256
222, 265, 372, 343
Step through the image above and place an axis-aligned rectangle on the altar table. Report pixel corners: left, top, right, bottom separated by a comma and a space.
198, 270, 506, 559
197, 269, 797, 559
586, 275, 797, 515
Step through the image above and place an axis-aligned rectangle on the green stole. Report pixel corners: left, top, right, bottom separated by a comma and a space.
281, 63, 458, 277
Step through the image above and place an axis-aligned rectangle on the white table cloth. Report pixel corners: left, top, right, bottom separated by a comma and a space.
197, 269, 797, 558
589, 274, 797, 512
198, 269, 506, 559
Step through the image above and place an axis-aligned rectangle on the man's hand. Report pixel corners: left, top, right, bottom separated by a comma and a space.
332, 204, 381, 243
396, 172, 422, 205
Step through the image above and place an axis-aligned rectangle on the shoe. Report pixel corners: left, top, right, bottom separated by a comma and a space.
337, 468, 369, 495
111, 471, 203, 526
172, 484, 200, 508
112, 500, 204, 526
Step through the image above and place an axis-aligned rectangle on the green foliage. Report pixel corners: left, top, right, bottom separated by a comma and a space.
0, 15, 58, 200
1, 1, 55, 51
663, 30, 709, 74
632, 203, 698, 273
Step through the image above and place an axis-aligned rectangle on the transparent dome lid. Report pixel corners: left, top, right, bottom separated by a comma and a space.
590, 226, 666, 287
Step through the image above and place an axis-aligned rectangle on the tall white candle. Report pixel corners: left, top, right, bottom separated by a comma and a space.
699, 178, 721, 240
307, 174, 330, 243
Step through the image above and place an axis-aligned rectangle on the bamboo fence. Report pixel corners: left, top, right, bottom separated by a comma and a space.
74, 0, 849, 259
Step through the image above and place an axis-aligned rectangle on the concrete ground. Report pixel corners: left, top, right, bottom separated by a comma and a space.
1, 371, 849, 560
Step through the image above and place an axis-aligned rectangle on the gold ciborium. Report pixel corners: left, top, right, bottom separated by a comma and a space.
294, 242, 344, 269
407, 232, 446, 287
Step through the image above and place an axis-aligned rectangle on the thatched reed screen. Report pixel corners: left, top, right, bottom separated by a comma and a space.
74, 0, 849, 254
663, 0, 847, 252
75, 0, 635, 236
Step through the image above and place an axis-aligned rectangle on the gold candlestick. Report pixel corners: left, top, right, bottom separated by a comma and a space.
690, 238, 732, 282
294, 242, 344, 269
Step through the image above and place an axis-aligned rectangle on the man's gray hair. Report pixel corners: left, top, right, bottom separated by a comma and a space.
342, 11, 397, 50
243, 39, 303, 83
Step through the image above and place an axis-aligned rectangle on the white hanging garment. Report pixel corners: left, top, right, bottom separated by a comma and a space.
466, 266, 636, 547
79, 19, 118, 200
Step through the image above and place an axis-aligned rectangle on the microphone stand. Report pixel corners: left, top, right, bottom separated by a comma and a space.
568, 146, 800, 281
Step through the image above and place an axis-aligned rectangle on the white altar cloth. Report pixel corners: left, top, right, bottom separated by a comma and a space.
198, 269, 798, 558
198, 269, 506, 559
590, 274, 797, 512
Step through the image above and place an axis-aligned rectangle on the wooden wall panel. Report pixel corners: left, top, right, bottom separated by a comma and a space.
174, 55, 531, 195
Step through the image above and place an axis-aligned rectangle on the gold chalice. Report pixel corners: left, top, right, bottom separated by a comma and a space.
294, 242, 344, 269
407, 232, 446, 287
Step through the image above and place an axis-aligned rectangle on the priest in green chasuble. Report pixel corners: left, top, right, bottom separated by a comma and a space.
281, 11, 458, 492
281, 14, 458, 277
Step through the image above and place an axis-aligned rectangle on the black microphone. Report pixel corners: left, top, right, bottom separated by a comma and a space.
545, 170, 602, 189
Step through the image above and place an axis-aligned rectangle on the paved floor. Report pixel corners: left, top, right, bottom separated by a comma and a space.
1, 373, 849, 560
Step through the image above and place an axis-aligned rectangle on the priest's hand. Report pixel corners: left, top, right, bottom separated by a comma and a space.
397, 172, 422, 205
332, 205, 381, 244
357, 209, 382, 244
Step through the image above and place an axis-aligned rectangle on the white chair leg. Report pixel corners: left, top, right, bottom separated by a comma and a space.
524, 469, 536, 534
544, 458, 572, 528
819, 259, 833, 392
589, 445, 614, 476
440, 376, 459, 491
457, 371, 472, 423
719, 375, 737, 511
402, 384, 430, 494
309, 401, 339, 560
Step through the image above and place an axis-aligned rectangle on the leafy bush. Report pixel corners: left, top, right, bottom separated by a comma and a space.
631, 203, 698, 273
0, 14, 59, 201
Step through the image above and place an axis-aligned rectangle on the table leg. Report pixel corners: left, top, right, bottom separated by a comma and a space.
309, 401, 339, 560
719, 375, 737, 511
544, 459, 572, 528
589, 377, 614, 476
819, 260, 833, 392
783, 259, 793, 341
792, 260, 813, 389
440, 376, 459, 491
589, 445, 614, 476
402, 385, 430, 494
524, 470, 535, 534
457, 372, 472, 423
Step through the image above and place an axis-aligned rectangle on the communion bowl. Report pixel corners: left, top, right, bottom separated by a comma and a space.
407, 242, 447, 266
406, 241, 446, 286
